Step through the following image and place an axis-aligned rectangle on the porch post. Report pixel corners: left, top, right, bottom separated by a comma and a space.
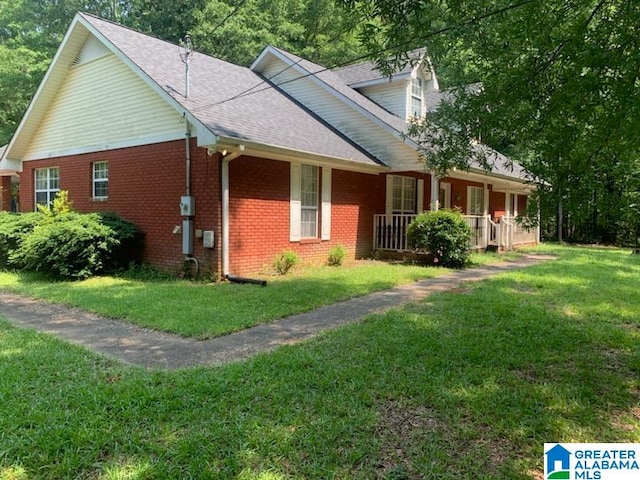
0, 176, 11, 212
513, 194, 519, 217
505, 191, 511, 218
430, 171, 439, 211
483, 183, 489, 248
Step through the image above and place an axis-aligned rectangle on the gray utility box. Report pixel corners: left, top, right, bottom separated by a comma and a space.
180, 196, 195, 216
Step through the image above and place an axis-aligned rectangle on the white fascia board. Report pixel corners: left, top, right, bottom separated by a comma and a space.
249, 46, 275, 71
0, 158, 22, 174
447, 168, 535, 191
215, 137, 388, 175
4, 13, 218, 163
195, 128, 219, 147
349, 72, 412, 89
256, 48, 423, 151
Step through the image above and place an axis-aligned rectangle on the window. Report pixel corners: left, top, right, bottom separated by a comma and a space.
290, 163, 331, 242
467, 186, 484, 215
93, 161, 108, 199
34, 167, 59, 207
393, 175, 416, 214
300, 164, 318, 238
410, 77, 423, 117
439, 182, 451, 209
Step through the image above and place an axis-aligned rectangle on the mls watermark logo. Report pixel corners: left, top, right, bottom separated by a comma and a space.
544, 443, 640, 479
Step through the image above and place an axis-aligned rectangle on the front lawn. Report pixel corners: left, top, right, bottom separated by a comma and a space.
0, 252, 512, 338
0, 245, 638, 479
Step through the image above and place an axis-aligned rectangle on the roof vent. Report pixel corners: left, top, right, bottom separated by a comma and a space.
72, 36, 109, 67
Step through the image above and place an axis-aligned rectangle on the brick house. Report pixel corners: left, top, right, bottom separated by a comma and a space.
0, 13, 537, 278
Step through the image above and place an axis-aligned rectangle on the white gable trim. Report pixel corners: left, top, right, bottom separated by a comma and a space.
4, 13, 217, 163
347, 72, 413, 90
77, 16, 213, 142
252, 47, 422, 151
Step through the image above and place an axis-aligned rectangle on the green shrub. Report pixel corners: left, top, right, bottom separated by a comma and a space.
96, 212, 144, 270
0, 212, 40, 268
406, 209, 472, 268
273, 250, 299, 275
10, 212, 121, 279
2, 190, 141, 278
327, 244, 346, 266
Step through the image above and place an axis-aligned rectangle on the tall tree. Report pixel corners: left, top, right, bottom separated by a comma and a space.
343, 0, 640, 243
0, 0, 125, 145
191, 0, 364, 66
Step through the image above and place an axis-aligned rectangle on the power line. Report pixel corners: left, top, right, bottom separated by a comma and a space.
192, 9, 376, 110
210, 0, 250, 38
192, 0, 538, 112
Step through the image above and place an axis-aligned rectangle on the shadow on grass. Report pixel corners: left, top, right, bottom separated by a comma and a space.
0, 247, 637, 478
0, 262, 449, 338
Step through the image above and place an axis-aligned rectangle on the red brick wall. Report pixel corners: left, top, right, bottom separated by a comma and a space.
19, 139, 221, 274
19, 142, 386, 277
227, 157, 383, 275
517, 194, 528, 214
445, 178, 481, 213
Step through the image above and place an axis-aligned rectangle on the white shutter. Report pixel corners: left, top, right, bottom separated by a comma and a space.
321, 167, 332, 240
416, 178, 424, 213
385, 175, 394, 216
290, 163, 301, 241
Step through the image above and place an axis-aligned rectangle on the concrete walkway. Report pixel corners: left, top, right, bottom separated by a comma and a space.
0, 254, 554, 370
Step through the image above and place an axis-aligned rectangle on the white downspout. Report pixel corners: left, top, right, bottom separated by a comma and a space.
221, 145, 245, 277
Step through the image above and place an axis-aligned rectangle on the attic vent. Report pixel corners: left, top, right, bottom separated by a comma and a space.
72, 36, 110, 67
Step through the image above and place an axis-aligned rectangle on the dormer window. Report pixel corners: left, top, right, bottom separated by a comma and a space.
411, 77, 423, 117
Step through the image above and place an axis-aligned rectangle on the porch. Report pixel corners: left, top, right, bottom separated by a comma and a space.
373, 214, 539, 252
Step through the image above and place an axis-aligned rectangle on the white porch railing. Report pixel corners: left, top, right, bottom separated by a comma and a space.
373, 214, 417, 251
373, 214, 538, 252
502, 216, 539, 246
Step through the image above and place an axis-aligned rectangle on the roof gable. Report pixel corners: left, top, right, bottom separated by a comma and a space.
252, 46, 528, 183
4, 13, 384, 171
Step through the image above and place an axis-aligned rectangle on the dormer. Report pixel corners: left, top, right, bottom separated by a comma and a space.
333, 49, 439, 122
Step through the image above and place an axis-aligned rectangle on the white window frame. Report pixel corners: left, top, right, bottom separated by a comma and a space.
290, 164, 331, 241
410, 77, 423, 117
92, 161, 108, 199
467, 186, 484, 216
385, 175, 424, 216
300, 164, 319, 238
34, 167, 60, 208
393, 175, 416, 214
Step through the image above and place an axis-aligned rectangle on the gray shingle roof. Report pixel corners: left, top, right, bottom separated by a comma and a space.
82, 14, 527, 182
268, 47, 414, 142
80, 14, 384, 169
268, 47, 528, 182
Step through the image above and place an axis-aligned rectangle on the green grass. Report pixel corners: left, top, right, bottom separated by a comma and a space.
0, 252, 509, 338
0, 245, 638, 479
